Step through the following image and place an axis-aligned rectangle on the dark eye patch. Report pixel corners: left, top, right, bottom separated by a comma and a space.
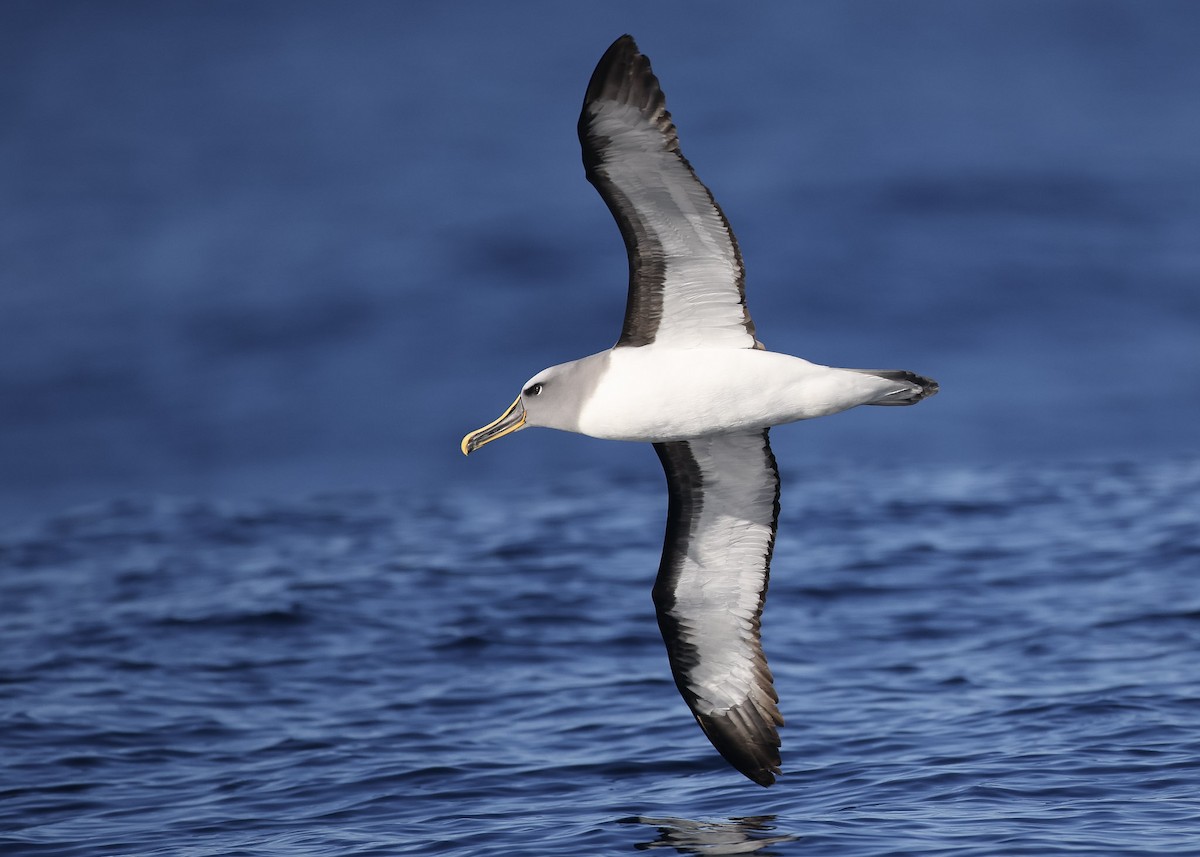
524, 383, 543, 397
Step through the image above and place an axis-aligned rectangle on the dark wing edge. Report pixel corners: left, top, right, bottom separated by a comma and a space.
577, 35, 760, 349
652, 429, 784, 786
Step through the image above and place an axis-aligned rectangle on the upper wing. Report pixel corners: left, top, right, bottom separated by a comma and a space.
578, 35, 762, 351
652, 428, 783, 786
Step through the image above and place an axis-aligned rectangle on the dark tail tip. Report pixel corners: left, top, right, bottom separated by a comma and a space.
860, 369, 939, 406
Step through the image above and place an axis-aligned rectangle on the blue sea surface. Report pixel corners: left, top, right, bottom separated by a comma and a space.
3, 1, 1200, 854
2, 0, 1200, 519
3, 459, 1199, 855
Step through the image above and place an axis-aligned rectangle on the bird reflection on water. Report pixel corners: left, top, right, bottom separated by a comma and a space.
622, 815, 797, 854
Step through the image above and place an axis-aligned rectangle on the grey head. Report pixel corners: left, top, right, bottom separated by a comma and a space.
461, 352, 610, 455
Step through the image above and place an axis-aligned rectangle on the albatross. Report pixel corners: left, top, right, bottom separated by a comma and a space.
461, 35, 938, 787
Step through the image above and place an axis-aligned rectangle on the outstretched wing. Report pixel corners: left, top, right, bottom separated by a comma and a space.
578, 35, 762, 351
652, 429, 783, 786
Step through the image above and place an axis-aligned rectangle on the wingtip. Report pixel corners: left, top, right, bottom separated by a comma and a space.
586, 35, 638, 99
750, 768, 780, 788
604, 34, 639, 59
694, 705, 783, 787
582, 33, 661, 111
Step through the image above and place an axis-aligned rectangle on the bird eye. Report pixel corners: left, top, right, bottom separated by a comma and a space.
524, 383, 543, 397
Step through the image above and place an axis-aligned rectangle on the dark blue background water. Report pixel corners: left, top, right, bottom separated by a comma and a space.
2, 2, 1199, 854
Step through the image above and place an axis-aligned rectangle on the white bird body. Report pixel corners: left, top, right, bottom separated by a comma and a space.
566, 347, 909, 442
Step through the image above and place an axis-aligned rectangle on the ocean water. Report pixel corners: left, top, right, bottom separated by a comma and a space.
4, 2, 1200, 854
3, 0, 1200, 519
3, 458, 1199, 855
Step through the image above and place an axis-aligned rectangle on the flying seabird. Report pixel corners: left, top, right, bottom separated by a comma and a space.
461, 35, 938, 787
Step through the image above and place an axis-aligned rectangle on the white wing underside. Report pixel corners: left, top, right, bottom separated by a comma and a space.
579, 37, 761, 350
653, 428, 783, 786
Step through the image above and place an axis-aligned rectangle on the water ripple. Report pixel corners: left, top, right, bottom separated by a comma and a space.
2, 459, 1199, 854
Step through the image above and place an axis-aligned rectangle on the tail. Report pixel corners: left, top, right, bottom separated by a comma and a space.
851, 369, 939, 406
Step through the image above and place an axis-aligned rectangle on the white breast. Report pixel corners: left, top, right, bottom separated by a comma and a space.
576, 346, 897, 442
